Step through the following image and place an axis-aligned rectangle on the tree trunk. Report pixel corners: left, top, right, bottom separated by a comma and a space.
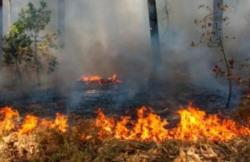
213, 0, 223, 44
220, 39, 232, 108
213, 0, 232, 108
34, 33, 40, 86
6, 0, 12, 30
0, 0, 2, 61
147, 0, 160, 82
15, 58, 22, 85
58, 0, 65, 47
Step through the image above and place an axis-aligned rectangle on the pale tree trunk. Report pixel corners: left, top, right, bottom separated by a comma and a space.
147, 0, 160, 82
6, 0, 12, 30
58, 0, 65, 47
15, 57, 22, 85
0, 0, 2, 61
34, 33, 41, 86
213, 0, 223, 44
220, 39, 232, 108
213, 0, 232, 108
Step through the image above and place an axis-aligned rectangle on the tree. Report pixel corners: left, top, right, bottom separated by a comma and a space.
147, 0, 161, 82
212, 0, 223, 44
193, 1, 233, 108
6, 0, 12, 29
2, 19, 32, 84
0, 0, 2, 59
212, 0, 232, 108
2, 1, 57, 86
57, 0, 65, 47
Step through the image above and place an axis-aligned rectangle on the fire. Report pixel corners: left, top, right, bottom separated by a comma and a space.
96, 106, 250, 143
19, 115, 39, 134
173, 107, 242, 141
0, 107, 68, 136
95, 106, 169, 142
0, 107, 19, 133
52, 113, 68, 133
40, 113, 68, 132
81, 75, 102, 83
108, 74, 121, 83
80, 74, 121, 84
128, 107, 168, 142
0, 106, 249, 144
96, 109, 115, 136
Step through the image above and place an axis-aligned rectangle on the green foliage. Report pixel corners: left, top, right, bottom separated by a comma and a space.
2, 0, 57, 85
3, 20, 32, 65
18, 1, 51, 32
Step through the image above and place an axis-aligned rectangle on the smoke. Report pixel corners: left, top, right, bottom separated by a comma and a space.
57, 0, 217, 86
58, 0, 151, 86
56, 0, 215, 90
1, 0, 250, 104
225, 0, 250, 59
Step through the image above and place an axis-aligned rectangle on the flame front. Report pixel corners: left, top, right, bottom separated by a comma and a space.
96, 106, 250, 143
0, 106, 249, 143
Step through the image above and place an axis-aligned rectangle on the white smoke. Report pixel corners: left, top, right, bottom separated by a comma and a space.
1, 0, 250, 92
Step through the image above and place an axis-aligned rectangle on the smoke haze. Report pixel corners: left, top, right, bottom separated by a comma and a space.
1, 0, 250, 92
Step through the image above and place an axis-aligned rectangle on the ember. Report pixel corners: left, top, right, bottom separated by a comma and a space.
80, 74, 122, 85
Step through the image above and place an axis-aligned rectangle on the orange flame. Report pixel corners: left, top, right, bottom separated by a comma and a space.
0, 106, 249, 143
52, 113, 68, 133
39, 113, 68, 133
96, 107, 169, 142
19, 115, 39, 134
0, 107, 69, 136
173, 107, 241, 141
0, 107, 19, 133
80, 74, 121, 84
128, 107, 168, 142
96, 106, 250, 143
81, 75, 102, 83
96, 109, 115, 136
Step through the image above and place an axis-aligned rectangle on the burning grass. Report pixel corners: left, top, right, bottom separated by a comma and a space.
96, 105, 250, 143
0, 106, 249, 161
